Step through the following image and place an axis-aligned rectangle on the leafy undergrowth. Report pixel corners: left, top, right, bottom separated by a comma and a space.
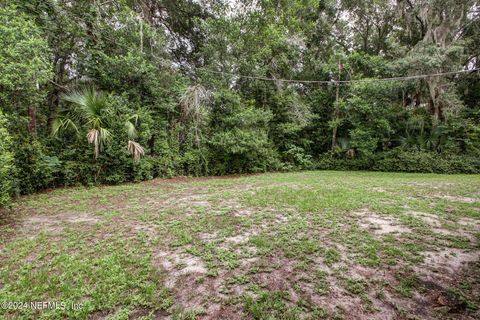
0, 171, 479, 319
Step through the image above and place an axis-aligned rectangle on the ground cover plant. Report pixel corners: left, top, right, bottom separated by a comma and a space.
1, 171, 479, 319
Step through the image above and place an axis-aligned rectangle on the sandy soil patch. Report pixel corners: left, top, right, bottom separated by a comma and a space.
153, 250, 208, 288
355, 209, 411, 235
418, 248, 480, 279
430, 194, 479, 203
21, 212, 99, 238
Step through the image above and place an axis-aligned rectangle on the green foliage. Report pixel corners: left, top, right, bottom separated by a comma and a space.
181, 148, 209, 176
0, 111, 15, 206
208, 90, 280, 174
1, 0, 479, 197
244, 291, 301, 320
349, 128, 378, 157
282, 144, 313, 170
14, 138, 61, 194
54, 87, 146, 161
0, 4, 50, 92
0, 3, 51, 120
373, 151, 480, 174
316, 151, 480, 174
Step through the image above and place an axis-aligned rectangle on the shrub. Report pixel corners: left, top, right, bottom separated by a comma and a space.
373, 151, 480, 174
0, 111, 15, 206
61, 160, 96, 186
316, 154, 373, 171
282, 144, 314, 170
132, 156, 154, 182
316, 150, 480, 174
149, 148, 181, 178
14, 138, 61, 194
182, 148, 209, 176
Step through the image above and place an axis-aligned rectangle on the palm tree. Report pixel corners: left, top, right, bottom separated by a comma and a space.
52, 87, 144, 160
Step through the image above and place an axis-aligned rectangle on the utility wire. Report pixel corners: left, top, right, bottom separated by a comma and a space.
201, 68, 480, 84
48, 7, 480, 86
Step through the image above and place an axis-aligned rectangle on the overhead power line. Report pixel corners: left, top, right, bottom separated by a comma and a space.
202, 68, 480, 84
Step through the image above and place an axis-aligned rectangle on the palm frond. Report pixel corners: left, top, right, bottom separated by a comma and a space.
86, 127, 112, 159
87, 129, 101, 159
62, 89, 88, 108
61, 86, 114, 160
127, 140, 145, 161
51, 117, 79, 137
127, 114, 139, 125
62, 86, 108, 121
85, 88, 108, 116
98, 127, 112, 145
125, 115, 139, 140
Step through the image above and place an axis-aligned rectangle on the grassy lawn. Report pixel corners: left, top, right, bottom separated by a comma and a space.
1, 171, 479, 319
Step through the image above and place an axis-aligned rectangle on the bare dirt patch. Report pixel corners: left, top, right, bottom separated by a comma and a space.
153, 250, 208, 288
20, 212, 99, 238
131, 223, 158, 238
152, 248, 246, 319
370, 187, 387, 193
225, 232, 255, 245
418, 248, 480, 280
410, 211, 443, 226
403, 182, 456, 188
430, 194, 479, 203
197, 232, 219, 242
408, 211, 479, 241
457, 217, 480, 229
164, 192, 212, 208
361, 215, 411, 235
355, 209, 411, 235
231, 208, 254, 217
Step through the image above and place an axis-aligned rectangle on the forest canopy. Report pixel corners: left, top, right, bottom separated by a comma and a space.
1, 0, 479, 205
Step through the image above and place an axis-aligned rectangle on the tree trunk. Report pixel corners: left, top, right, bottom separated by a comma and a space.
148, 134, 156, 155
47, 57, 65, 130
331, 60, 342, 151
47, 89, 59, 130
430, 93, 443, 126
414, 92, 421, 107
427, 78, 443, 127
28, 105, 37, 136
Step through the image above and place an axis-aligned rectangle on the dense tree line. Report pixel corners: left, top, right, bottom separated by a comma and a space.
1, 0, 479, 205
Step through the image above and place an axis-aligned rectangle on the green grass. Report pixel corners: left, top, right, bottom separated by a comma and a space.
1, 171, 479, 319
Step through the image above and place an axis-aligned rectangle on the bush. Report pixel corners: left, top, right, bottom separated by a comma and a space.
132, 156, 154, 182
315, 150, 480, 174
149, 148, 181, 178
373, 151, 480, 174
182, 148, 209, 176
0, 111, 15, 206
316, 151, 374, 171
14, 138, 61, 194
61, 160, 96, 186
282, 144, 314, 170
